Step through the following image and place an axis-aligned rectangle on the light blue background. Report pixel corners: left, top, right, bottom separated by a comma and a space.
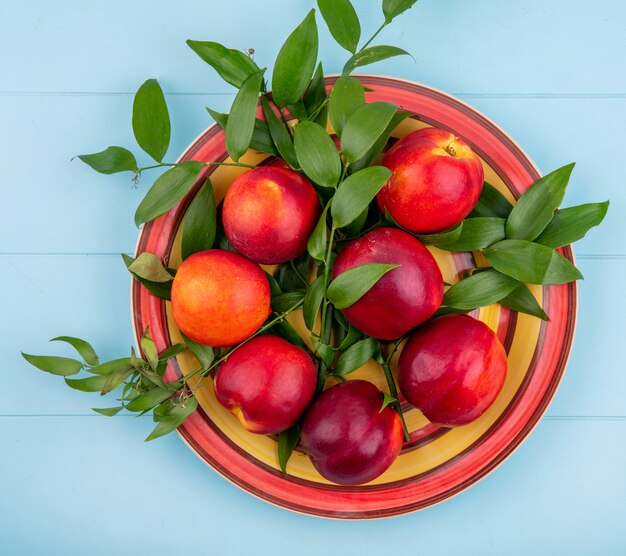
2, 1, 625, 554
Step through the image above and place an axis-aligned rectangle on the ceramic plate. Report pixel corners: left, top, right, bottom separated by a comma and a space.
131, 76, 576, 519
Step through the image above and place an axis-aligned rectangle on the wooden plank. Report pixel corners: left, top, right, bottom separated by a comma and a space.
6, 255, 624, 416
1, 1, 625, 95
0, 416, 623, 553
0, 95, 622, 254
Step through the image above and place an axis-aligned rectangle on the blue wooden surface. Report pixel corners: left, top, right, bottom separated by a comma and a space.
2, 1, 625, 553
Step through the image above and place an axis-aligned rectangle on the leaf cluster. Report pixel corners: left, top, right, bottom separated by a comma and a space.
432, 166, 608, 318
51, 0, 610, 475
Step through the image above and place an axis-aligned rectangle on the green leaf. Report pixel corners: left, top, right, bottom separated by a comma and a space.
334, 337, 377, 375
141, 328, 159, 372
278, 424, 301, 473
77, 147, 138, 174
181, 179, 216, 260
438, 218, 506, 252
432, 306, 470, 319
272, 290, 306, 313
469, 182, 513, 218
535, 201, 609, 248
145, 397, 198, 441
383, 0, 418, 22
337, 323, 364, 350
126, 387, 176, 413
260, 97, 299, 168
327, 263, 399, 309
50, 336, 98, 367
130, 347, 140, 368
341, 102, 397, 163
186, 40, 259, 88
331, 166, 392, 227
343, 46, 411, 76
272, 9, 319, 108
294, 121, 341, 188
275, 252, 311, 292
499, 283, 548, 320
87, 358, 133, 376
122, 254, 172, 300
483, 240, 583, 285
334, 310, 364, 349
308, 201, 331, 261
303, 62, 328, 127
342, 205, 368, 236
506, 163, 575, 241
226, 70, 265, 162
269, 320, 309, 351
215, 226, 237, 252
380, 392, 397, 412
206, 108, 278, 156
132, 79, 170, 163
317, 0, 360, 53
413, 221, 464, 246
349, 110, 412, 172
101, 367, 134, 395
92, 406, 124, 417
181, 333, 215, 371
128, 252, 173, 283
303, 276, 325, 330
22, 353, 83, 376
134, 161, 205, 226
328, 76, 365, 137
158, 344, 187, 361
443, 269, 519, 310
287, 100, 308, 121
313, 340, 335, 367
266, 272, 282, 297
65, 374, 110, 393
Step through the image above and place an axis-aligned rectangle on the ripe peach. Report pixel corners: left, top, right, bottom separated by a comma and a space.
331, 227, 443, 340
378, 127, 484, 233
171, 250, 270, 348
300, 380, 404, 485
214, 335, 316, 434
398, 314, 508, 427
222, 166, 320, 264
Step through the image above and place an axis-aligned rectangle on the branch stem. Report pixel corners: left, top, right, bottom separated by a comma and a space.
359, 21, 388, 51
379, 356, 410, 442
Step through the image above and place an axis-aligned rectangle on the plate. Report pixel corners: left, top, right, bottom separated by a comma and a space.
131, 76, 576, 519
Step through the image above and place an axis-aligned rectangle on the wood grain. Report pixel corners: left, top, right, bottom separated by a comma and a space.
2, 0, 624, 549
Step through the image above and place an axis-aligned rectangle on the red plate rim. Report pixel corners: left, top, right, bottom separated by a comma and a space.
131, 75, 577, 519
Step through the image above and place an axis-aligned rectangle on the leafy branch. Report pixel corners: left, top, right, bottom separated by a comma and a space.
30, 0, 607, 477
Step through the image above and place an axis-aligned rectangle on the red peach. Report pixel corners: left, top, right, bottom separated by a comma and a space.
222, 166, 320, 264
171, 249, 270, 348
214, 335, 316, 434
300, 380, 404, 485
398, 314, 508, 427
378, 127, 484, 233
331, 227, 443, 340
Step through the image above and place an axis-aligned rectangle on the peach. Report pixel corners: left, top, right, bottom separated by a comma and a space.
398, 314, 508, 427
378, 127, 484, 233
214, 335, 316, 434
222, 166, 320, 264
300, 380, 404, 485
331, 227, 443, 340
171, 250, 270, 348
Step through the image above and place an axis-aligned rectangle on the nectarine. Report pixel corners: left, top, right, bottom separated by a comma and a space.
222, 166, 320, 264
300, 380, 404, 485
214, 335, 316, 434
332, 227, 443, 340
378, 127, 484, 233
171, 250, 270, 348
398, 314, 508, 427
